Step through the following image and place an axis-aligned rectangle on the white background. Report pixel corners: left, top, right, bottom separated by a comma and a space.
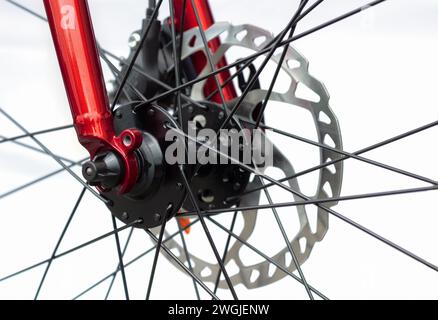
0, 0, 437, 300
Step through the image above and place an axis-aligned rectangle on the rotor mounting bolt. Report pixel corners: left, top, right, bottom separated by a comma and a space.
153, 213, 161, 222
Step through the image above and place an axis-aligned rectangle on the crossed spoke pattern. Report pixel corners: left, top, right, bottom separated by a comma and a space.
1, 0, 437, 300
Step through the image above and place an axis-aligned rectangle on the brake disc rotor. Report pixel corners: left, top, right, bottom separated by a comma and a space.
180, 102, 251, 212
154, 22, 343, 288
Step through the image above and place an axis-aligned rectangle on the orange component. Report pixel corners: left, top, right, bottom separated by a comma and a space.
178, 217, 192, 234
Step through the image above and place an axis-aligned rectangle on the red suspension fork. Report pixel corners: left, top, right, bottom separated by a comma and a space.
43, 0, 233, 194
173, 0, 237, 102
43, 0, 141, 193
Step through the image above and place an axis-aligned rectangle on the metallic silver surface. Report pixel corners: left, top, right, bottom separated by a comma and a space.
155, 22, 343, 288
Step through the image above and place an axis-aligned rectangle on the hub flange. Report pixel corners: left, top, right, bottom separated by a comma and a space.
102, 103, 186, 229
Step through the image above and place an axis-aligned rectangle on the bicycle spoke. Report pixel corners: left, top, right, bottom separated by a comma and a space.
94, 43, 134, 103
259, 178, 314, 300
111, 0, 164, 111
8, 0, 387, 111
253, 0, 306, 128
203, 0, 326, 102
74, 218, 201, 300
145, 229, 220, 300
179, 166, 238, 300
4, 0, 152, 111
34, 187, 86, 300
189, 0, 230, 113
138, 1, 312, 108
176, 0, 188, 124
0, 157, 87, 201
164, 1, 313, 195
292, 0, 387, 43
99, 50, 148, 103
111, 215, 130, 300
0, 107, 108, 204
185, 185, 438, 218
176, 219, 201, 300
102, 54, 134, 103
240, 119, 438, 198
98, 50, 147, 103
0, 260, 48, 284
168, 0, 184, 127
5, 0, 435, 300
206, 216, 328, 300
171, 126, 438, 272
101, 44, 222, 300
101, 25, 210, 299
5, 0, 47, 21
55, 219, 141, 260
213, 210, 238, 296
193, 1, 310, 135
105, 227, 134, 300
242, 119, 438, 186
145, 211, 170, 300
76, 274, 113, 300
142, 0, 386, 106
0, 134, 76, 165
102, 42, 205, 130
0, 124, 74, 145
100, 48, 207, 112
0, 219, 140, 284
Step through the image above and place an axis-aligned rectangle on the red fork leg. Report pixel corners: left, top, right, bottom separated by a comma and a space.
173, 0, 237, 102
43, 0, 141, 193
173, 0, 236, 231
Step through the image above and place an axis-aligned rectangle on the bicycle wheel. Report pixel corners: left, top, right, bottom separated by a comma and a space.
0, 0, 437, 300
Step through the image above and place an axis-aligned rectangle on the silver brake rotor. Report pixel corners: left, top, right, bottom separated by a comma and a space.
154, 22, 343, 289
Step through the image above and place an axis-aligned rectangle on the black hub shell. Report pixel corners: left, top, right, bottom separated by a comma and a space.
105, 104, 186, 229
181, 102, 251, 211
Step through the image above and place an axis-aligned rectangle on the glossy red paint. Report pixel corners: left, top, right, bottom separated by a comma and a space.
43, 0, 141, 193
173, 0, 237, 102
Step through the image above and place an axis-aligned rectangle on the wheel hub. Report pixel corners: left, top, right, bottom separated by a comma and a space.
103, 19, 343, 289
180, 102, 251, 212
85, 103, 186, 229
